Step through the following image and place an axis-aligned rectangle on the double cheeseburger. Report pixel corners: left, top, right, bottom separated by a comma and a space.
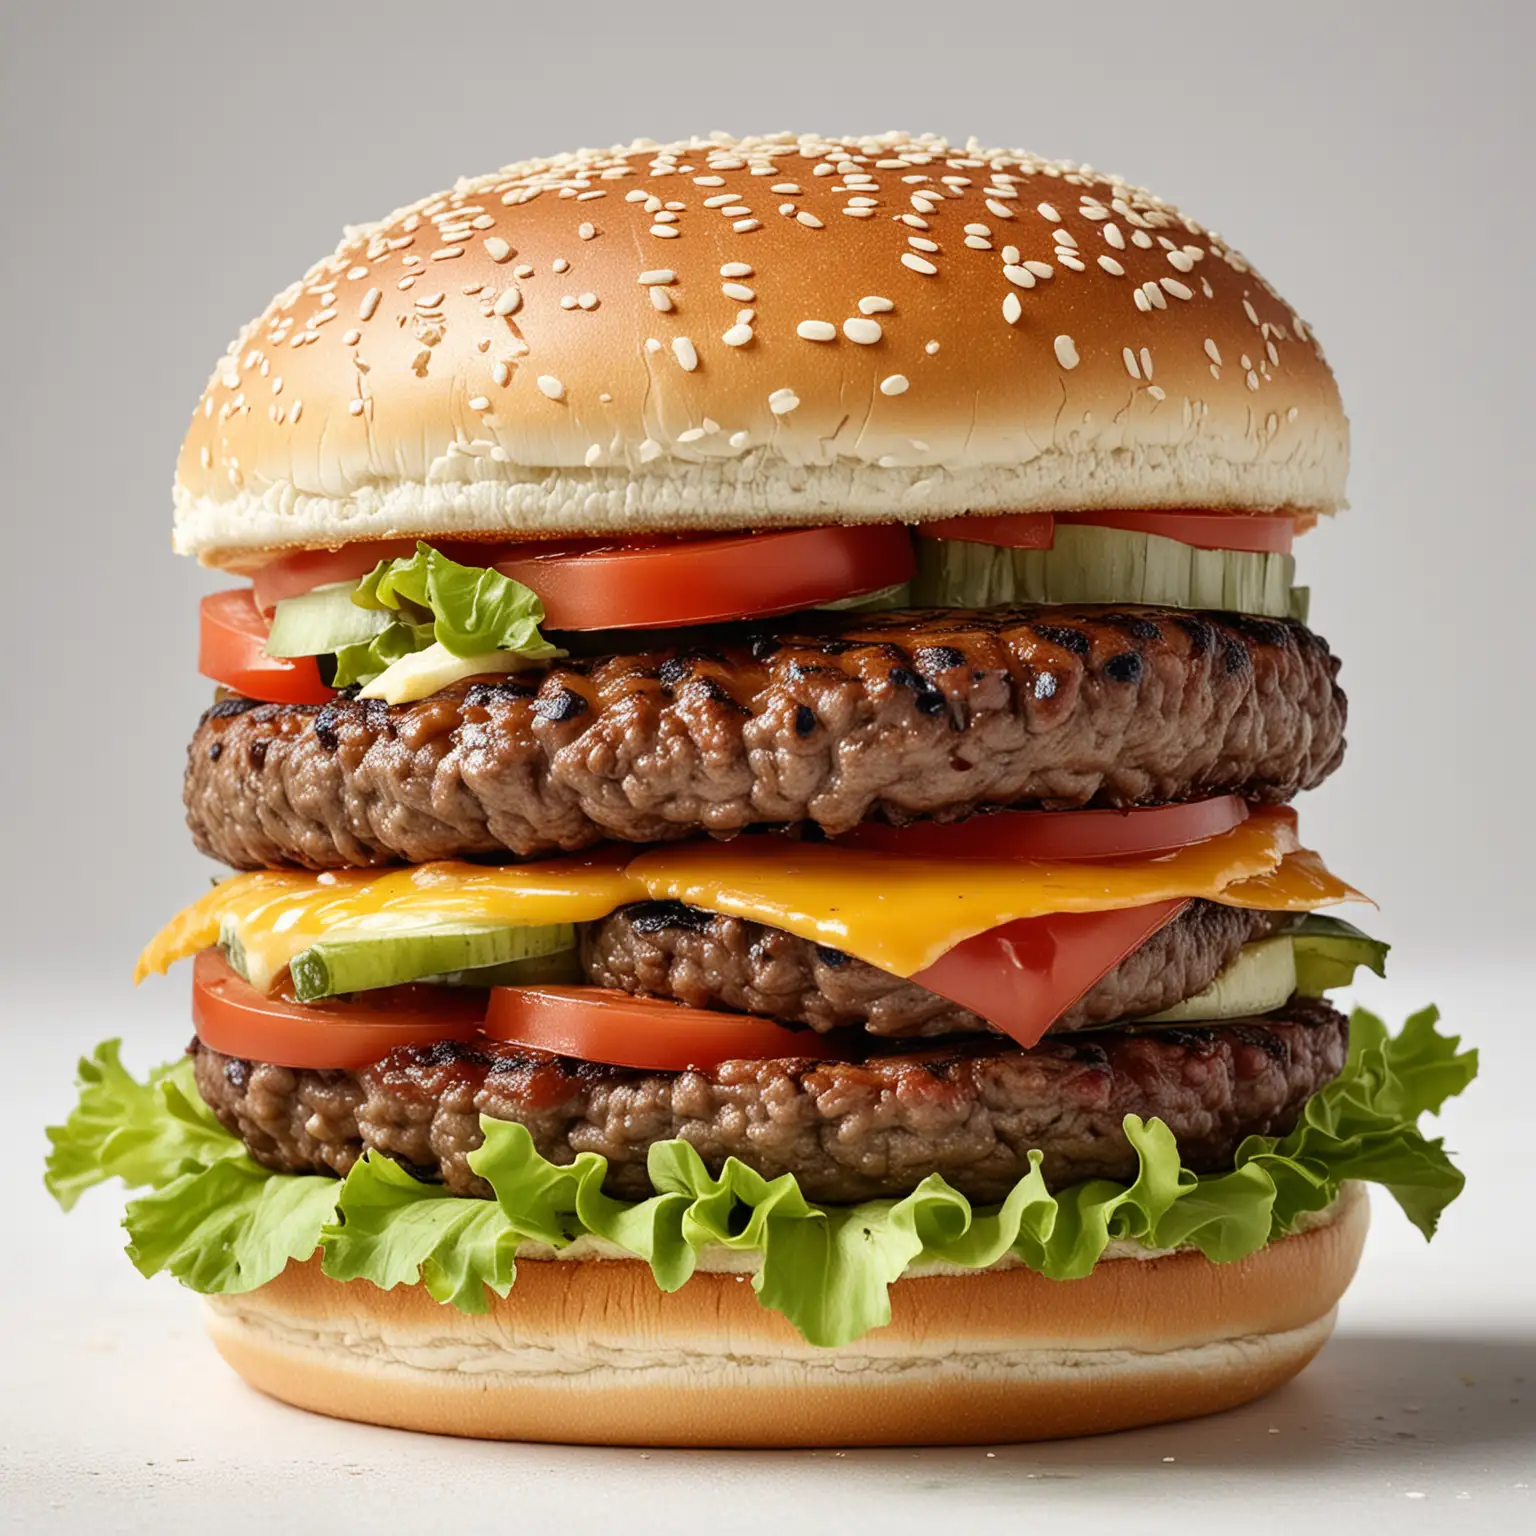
48, 133, 1475, 1447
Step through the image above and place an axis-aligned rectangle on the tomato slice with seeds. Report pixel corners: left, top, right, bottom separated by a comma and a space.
192, 949, 484, 1069
199, 590, 334, 705
912, 901, 1189, 1050
484, 984, 848, 1072
836, 797, 1248, 862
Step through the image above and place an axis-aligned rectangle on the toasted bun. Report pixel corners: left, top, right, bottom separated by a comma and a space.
175, 133, 1347, 569
204, 1182, 1366, 1447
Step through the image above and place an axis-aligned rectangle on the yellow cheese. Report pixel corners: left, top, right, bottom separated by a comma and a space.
136, 807, 1362, 988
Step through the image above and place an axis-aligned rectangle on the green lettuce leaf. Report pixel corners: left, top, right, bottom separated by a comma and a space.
357, 543, 558, 652
43, 1008, 1476, 1346
44, 1044, 232, 1209
330, 617, 435, 690
126, 1160, 339, 1294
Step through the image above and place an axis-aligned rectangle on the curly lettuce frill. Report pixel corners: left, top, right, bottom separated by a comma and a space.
43, 1008, 1475, 1348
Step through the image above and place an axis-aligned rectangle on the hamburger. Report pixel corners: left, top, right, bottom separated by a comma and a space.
46, 132, 1476, 1447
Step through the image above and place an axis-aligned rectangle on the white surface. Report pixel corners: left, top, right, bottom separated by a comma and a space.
6, 967, 1530, 1532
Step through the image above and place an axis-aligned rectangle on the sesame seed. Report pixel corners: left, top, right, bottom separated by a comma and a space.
1161, 277, 1193, 300
843, 317, 882, 344
492, 361, 511, 385
771, 183, 801, 194
1058, 254, 1086, 272
1003, 292, 1022, 324
1054, 334, 1080, 369
468, 395, 490, 411
1243, 299, 1261, 325
796, 211, 824, 228
1246, 370, 1260, 391
578, 292, 598, 310
430, 247, 463, 261
986, 199, 1016, 219
859, 295, 895, 314
638, 439, 663, 462
649, 288, 673, 312
797, 320, 836, 341
1133, 289, 1152, 313
897, 214, 929, 229
537, 375, 566, 401
965, 236, 992, 250
578, 222, 596, 240
341, 330, 360, 346
721, 262, 753, 278
585, 444, 603, 466
901, 253, 938, 275
1140, 347, 1153, 378
964, 223, 991, 236
1147, 385, 1166, 402
1123, 347, 1141, 380
1002, 246, 1021, 264
348, 399, 365, 416
722, 323, 753, 347
493, 286, 522, 316
672, 337, 699, 371
650, 225, 679, 238
652, 211, 678, 224
637, 270, 676, 285
359, 288, 382, 320
721, 282, 755, 301
1103, 223, 1126, 250
1003, 265, 1036, 289
879, 374, 909, 396
694, 176, 725, 186
1037, 202, 1061, 221
1097, 255, 1126, 276
768, 388, 800, 414
703, 194, 737, 208
1168, 250, 1196, 273
925, 340, 940, 354
552, 257, 571, 272
732, 218, 762, 232
908, 236, 940, 253
730, 430, 751, 448
1024, 260, 1053, 279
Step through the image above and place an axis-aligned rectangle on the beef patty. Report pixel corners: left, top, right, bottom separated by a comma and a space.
582, 899, 1288, 1038
185, 606, 1346, 869
191, 998, 1346, 1205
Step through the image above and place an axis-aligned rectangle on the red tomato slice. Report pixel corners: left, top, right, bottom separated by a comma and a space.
919, 510, 1295, 555
836, 797, 1248, 862
191, 949, 484, 1069
919, 513, 1055, 549
912, 901, 1188, 1049
1056, 509, 1296, 555
491, 525, 916, 630
484, 984, 847, 1071
199, 591, 334, 705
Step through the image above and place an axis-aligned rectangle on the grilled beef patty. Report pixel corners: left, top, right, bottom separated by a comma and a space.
581, 899, 1288, 1038
191, 999, 1346, 1205
185, 606, 1346, 870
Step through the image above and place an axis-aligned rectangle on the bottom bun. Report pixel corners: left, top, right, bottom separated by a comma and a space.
205, 1182, 1367, 1447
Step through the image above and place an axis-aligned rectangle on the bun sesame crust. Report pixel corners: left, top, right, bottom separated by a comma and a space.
175, 133, 1348, 569
201, 1183, 1366, 1447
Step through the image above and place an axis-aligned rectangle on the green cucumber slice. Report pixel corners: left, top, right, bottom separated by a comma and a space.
1138, 935, 1298, 1023
1283, 914, 1389, 997
910, 524, 1302, 619
267, 583, 393, 658
284, 923, 577, 1001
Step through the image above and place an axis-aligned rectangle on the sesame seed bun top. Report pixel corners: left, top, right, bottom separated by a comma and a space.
175, 132, 1349, 569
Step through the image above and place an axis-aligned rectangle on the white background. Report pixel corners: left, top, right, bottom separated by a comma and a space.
2, 0, 1531, 1528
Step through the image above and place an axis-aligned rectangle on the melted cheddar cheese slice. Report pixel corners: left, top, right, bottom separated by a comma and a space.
136, 807, 1362, 989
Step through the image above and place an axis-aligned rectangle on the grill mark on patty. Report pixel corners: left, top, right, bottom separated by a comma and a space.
184, 605, 1346, 869
190, 999, 1347, 1205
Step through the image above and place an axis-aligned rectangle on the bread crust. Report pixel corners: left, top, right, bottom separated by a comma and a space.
175, 133, 1347, 568
204, 1182, 1367, 1445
